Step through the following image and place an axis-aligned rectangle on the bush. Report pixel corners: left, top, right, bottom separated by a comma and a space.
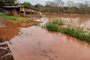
46, 22, 60, 32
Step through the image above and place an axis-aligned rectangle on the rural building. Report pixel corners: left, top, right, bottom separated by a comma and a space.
4, 5, 42, 16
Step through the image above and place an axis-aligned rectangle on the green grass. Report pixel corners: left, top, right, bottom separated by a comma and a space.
46, 20, 90, 43
0, 12, 32, 23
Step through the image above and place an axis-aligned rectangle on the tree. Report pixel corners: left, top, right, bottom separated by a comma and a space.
78, 3, 89, 14
66, 1, 75, 7
0, 0, 5, 7
22, 2, 32, 7
6, 0, 15, 6
0, 0, 16, 6
54, 0, 64, 7
35, 4, 43, 8
35, 4, 45, 11
46, 1, 58, 7
46, 0, 64, 7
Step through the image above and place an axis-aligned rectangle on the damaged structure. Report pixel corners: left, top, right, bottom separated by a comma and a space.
4, 5, 42, 16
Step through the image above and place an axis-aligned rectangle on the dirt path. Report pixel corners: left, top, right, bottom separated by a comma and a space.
7, 26, 90, 60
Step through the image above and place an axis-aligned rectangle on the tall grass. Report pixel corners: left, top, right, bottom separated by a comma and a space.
46, 20, 63, 32
46, 20, 90, 43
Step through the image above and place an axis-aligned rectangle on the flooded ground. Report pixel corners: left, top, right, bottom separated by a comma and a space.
8, 26, 90, 60
1, 14, 90, 41
47, 14, 90, 22
4, 14, 90, 60
47, 14, 90, 28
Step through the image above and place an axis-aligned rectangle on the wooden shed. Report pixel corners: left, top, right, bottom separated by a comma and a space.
4, 5, 41, 16
4, 6, 20, 16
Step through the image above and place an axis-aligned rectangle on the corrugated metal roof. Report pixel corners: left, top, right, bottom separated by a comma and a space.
4, 6, 20, 8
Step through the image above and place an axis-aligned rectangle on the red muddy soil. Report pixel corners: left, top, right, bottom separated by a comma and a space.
0, 27, 19, 41
0, 20, 40, 41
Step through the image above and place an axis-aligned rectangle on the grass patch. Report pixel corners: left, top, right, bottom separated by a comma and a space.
46, 20, 64, 32
0, 12, 32, 23
46, 20, 90, 43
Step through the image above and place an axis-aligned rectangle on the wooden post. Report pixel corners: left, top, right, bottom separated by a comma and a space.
23, 7, 26, 16
24, 11, 25, 16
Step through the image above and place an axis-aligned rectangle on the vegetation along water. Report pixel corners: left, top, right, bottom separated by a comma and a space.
46, 20, 90, 43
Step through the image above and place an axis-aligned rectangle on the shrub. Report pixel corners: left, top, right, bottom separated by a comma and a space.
46, 22, 60, 32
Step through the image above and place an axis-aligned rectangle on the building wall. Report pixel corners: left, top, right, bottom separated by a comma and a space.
4, 8, 20, 16
11, 9, 18, 15
4, 6, 42, 16
20, 7, 25, 12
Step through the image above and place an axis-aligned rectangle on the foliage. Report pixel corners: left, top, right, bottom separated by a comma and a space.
0, 0, 16, 12
0, 13, 32, 23
46, 0, 64, 7
0, 1, 5, 7
0, 0, 16, 6
22, 2, 32, 7
36, 0, 90, 14
46, 20, 90, 43
46, 22, 60, 32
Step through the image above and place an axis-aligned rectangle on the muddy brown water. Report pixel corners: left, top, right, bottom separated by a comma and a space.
8, 26, 90, 60
6, 15, 90, 60
47, 14, 90, 28
1, 14, 90, 41
47, 14, 90, 22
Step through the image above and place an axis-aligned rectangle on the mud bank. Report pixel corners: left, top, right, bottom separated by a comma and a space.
0, 27, 19, 41
0, 19, 41, 41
